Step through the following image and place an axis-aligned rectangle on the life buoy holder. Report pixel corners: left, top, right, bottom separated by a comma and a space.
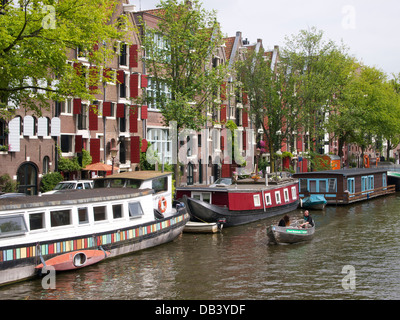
158, 196, 167, 213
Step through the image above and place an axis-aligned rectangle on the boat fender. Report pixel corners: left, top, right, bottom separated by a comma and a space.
158, 196, 167, 213
154, 209, 164, 219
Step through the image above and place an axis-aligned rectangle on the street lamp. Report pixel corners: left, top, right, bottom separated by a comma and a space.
110, 147, 118, 175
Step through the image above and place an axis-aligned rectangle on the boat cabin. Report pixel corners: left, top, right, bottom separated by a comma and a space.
94, 171, 174, 215
293, 168, 395, 205
176, 179, 299, 212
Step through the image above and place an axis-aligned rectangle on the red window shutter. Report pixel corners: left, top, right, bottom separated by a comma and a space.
220, 82, 227, 100
129, 44, 138, 68
117, 70, 125, 84
75, 135, 83, 153
141, 105, 148, 120
131, 136, 140, 164
116, 103, 125, 118
90, 138, 101, 164
141, 74, 148, 88
243, 131, 247, 150
141, 139, 148, 152
130, 74, 139, 98
220, 136, 224, 151
242, 91, 248, 105
73, 99, 82, 114
220, 105, 227, 122
103, 102, 111, 117
221, 164, 231, 178
89, 67, 99, 93
103, 68, 113, 82
74, 62, 82, 76
129, 105, 138, 133
297, 136, 303, 151
89, 105, 98, 130
242, 109, 248, 127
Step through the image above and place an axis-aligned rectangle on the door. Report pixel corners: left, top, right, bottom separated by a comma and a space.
187, 162, 194, 185
17, 163, 38, 195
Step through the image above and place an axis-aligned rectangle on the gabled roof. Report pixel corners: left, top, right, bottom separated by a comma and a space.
223, 36, 236, 61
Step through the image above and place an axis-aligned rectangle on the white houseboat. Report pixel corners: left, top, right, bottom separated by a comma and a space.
0, 172, 188, 286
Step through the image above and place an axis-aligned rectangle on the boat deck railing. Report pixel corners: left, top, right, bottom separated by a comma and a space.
301, 185, 396, 205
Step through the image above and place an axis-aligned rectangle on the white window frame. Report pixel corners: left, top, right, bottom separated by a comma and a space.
284, 188, 290, 202
291, 186, 297, 200
253, 194, 261, 207
265, 193, 272, 206
275, 191, 281, 205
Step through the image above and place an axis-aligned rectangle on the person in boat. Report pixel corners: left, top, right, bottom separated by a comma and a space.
300, 210, 314, 228
278, 215, 290, 227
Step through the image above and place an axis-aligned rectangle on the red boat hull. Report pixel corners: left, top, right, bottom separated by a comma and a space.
35, 249, 110, 271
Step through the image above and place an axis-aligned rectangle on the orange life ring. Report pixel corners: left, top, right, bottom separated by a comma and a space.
158, 196, 167, 213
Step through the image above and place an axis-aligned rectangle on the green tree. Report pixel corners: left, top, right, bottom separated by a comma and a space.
334, 65, 400, 162
0, 0, 127, 118
236, 47, 300, 172
141, 0, 228, 185
282, 28, 353, 158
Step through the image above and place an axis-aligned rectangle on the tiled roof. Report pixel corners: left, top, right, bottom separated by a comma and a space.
223, 37, 235, 60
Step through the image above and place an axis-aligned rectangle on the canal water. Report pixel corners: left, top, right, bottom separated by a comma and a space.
2, 194, 400, 300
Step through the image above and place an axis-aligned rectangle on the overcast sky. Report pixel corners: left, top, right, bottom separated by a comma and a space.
135, 0, 400, 77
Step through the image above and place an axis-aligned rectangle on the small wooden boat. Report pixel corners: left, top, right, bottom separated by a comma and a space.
183, 221, 220, 234
36, 249, 110, 271
267, 220, 315, 244
300, 194, 327, 210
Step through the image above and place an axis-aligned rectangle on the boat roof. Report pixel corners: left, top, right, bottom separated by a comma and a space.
0, 188, 154, 212
176, 178, 298, 193
293, 168, 388, 177
98, 171, 171, 181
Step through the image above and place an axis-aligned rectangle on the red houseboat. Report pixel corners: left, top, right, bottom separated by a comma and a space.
176, 178, 299, 228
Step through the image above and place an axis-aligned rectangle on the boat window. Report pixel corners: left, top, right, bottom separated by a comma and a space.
275, 191, 281, 204
328, 179, 337, 193
152, 177, 168, 193
383, 174, 387, 187
29, 212, 45, 230
319, 180, 327, 193
299, 179, 308, 193
309, 180, 317, 193
265, 193, 272, 206
368, 175, 374, 190
283, 189, 290, 202
78, 208, 89, 224
126, 179, 141, 189
94, 179, 108, 188
50, 209, 71, 227
347, 178, 355, 194
291, 187, 297, 200
202, 193, 211, 204
0, 214, 28, 238
128, 202, 144, 219
192, 192, 211, 203
112, 204, 123, 219
253, 194, 261, 207
93, 206, 107, 221
110, 179, 125, 188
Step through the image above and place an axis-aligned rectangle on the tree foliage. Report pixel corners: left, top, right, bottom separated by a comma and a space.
0, 0, 128, 118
